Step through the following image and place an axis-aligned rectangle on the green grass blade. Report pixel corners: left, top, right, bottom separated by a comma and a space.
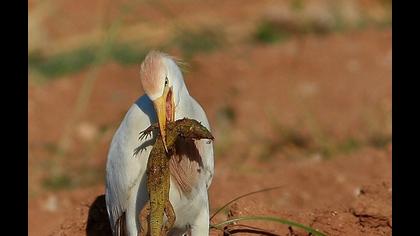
211, 215, 326, 236
210, 186, 283, 220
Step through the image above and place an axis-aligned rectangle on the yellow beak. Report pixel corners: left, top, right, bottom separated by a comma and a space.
152, 86, 174, 153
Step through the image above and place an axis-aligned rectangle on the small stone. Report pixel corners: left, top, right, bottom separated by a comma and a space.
43, 195, 58, 212
77, 122, 98, 141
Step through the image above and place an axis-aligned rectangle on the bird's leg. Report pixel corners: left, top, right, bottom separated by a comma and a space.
162, 201, 176, 235
139, 200, 151, 236
139, 123, 159, 140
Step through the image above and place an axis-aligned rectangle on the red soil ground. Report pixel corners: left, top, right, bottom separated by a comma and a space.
29, 28, 391, 235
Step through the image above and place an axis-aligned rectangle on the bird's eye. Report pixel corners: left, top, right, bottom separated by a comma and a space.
164, 77, 169, 86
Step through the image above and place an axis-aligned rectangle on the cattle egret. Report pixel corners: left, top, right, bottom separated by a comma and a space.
105, 51, 214, 236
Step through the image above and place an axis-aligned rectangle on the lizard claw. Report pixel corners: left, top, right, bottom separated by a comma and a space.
138, 131, 151, 141
138, 123, 159, 141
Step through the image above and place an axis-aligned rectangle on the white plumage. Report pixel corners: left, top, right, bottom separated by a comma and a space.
105, 51, 214, 236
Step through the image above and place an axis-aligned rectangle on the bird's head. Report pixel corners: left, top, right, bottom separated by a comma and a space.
139, 50, 187, 152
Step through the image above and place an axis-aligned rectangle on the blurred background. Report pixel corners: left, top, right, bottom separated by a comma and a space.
29, 0, 391, 235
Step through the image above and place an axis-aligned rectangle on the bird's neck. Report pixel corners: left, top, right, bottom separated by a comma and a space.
174, 88, 191, 118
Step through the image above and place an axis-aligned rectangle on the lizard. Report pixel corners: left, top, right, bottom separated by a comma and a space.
137, 118, 214, 236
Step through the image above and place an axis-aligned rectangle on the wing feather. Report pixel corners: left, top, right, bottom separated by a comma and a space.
182, 97, 214, 189
105, 95, 156, 234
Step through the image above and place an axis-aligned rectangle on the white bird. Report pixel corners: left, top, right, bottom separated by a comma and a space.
105, 51, 214, 236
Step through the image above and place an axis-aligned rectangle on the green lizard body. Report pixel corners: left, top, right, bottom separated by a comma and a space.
138, 118, 214, 236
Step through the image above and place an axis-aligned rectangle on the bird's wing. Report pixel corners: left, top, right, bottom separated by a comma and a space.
186, 97, 215, 189
105, 95, 156, 234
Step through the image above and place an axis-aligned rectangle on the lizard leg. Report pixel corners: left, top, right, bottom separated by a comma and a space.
138, 123, 159, 141
162, 201, 176, 235
139, 200, 150, 236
